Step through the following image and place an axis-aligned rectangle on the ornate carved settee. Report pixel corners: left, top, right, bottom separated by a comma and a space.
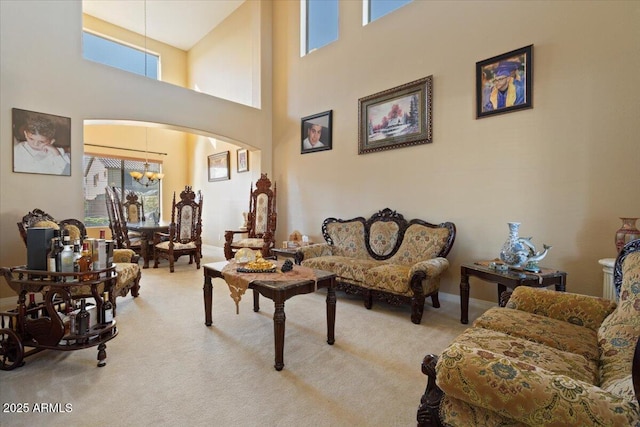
417, 240, 640, 426
295, 208, 456, 324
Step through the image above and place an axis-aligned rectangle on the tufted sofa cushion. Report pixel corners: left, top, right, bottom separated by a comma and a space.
472, 306, 601, 362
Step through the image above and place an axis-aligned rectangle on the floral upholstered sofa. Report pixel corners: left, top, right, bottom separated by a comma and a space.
417, 240, 640, 426
295, 208, 456, 324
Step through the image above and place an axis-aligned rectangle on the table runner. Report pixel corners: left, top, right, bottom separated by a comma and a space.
221, 260, 319, 314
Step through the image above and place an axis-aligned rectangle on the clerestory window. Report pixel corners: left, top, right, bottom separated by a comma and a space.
83, 31, 160, 79
363, 0, 412, 25
301, 0, 339, 56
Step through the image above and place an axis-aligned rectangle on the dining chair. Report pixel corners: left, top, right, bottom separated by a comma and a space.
153, 186, 203, 272
105, 186, 143, 255
122, 191, 145, 223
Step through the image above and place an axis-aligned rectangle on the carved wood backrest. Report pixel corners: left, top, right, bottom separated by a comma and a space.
246, 173, 277, 239
105, 186, 133, 248
18, 208, 87, 245
123, 191, 145, 223
17, 208, 57, 245
170, 186, 203, 244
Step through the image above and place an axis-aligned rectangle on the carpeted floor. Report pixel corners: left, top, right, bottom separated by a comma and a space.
1, 246, 490, 426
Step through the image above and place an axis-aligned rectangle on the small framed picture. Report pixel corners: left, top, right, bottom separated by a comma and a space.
476, 45, 533, 119
208, 151, 230, 182
12, 108, 72, 176
301, 110, 332, 154
237, 148, 249, 173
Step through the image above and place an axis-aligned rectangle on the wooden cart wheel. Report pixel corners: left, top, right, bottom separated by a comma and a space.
0, 328, 25, 371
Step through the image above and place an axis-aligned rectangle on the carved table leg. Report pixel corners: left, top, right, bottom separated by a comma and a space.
273, 300, 286, 371
326, 283, 336, 345
253, 289, 260, 312
203, 275, 213, 326
460, 271, 470, 324
97, 342, 107, 367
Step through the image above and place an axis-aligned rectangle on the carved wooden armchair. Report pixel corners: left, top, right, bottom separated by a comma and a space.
105, 186, 143, 255
224, 173, 277, 260
153, 186, 203, 273
122, 191, 145, 223
18, 208, 87, 244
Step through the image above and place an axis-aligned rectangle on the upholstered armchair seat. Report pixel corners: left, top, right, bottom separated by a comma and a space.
296, 208, 456, 324
418, 241, 640, 426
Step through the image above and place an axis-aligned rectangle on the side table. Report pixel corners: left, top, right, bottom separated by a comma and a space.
271, 248, 298, 261
460, 262, 567, 324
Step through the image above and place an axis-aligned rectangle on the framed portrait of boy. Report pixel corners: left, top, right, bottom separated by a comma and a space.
476, 45, 533, 119
301, 110, 332, 154
12, 108, 71, 176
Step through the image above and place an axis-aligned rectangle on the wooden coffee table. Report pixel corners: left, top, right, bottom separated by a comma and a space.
202, 262, 336, 371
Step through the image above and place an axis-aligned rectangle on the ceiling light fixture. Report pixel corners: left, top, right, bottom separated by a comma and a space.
129, 0, 164, 187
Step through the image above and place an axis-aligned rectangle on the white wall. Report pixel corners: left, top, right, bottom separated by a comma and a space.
272, 1, 640, 302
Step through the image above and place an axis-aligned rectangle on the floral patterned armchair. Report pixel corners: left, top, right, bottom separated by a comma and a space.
417, 239, 640, 426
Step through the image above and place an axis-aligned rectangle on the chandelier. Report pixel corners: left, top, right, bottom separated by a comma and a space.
130, 126, 164, 186
129, 0, 164, 188
130, 161, 164, 187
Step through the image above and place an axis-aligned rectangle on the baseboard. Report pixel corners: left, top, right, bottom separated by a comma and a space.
439, 291, 495, 311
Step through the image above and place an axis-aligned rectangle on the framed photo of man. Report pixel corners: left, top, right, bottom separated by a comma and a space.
301, 110, 332, 154
12, 108, 71, 176
476, 45, 533, 119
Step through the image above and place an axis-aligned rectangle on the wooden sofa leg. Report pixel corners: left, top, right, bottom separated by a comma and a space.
130, 270, 141, 297
430, 292, 440, 308
417, 354, 444, 427
364, 290, 373, 309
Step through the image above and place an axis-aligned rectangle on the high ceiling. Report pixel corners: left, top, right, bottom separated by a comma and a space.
82, 0, 245, 51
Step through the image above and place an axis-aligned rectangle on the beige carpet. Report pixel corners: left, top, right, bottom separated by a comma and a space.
1, 246, 489, 427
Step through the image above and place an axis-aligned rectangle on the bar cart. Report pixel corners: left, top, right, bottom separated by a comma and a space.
0, 266, 118, 370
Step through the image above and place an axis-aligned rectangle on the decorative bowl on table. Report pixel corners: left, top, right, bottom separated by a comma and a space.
234, 248, 256, 265
236, 251, 277, 273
